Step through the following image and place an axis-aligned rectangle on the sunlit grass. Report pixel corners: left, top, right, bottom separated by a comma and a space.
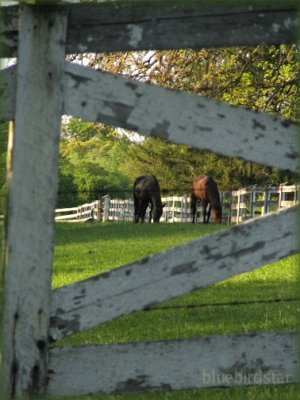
52, 222, 222, 287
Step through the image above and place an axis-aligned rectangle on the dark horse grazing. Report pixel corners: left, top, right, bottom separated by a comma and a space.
191, 175, 222, 224
133, 175, 164, 223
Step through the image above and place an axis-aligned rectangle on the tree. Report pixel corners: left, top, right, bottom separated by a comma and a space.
58, 120, 132, 204
126, 137, 293, 192
73, 45, 298, 119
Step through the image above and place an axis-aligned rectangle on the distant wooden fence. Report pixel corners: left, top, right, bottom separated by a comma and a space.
55, 184, 299, 224
229, 184, 299, 223
55, 201, 102, 222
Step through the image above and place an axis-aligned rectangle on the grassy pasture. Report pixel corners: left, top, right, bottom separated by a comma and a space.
50, 221, 299, 400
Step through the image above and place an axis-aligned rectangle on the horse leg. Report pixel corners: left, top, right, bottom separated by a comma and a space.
140, 201, 148, 223
191, 194, 197, 223
206, 203, 212, 224
149, 202, 153, 223
133, 196, 139, 223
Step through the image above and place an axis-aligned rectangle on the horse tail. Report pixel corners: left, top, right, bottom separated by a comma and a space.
206, 177, 221, 209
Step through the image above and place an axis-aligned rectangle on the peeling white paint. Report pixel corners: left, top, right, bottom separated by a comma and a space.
78, 43, 88, 52
127, 24, 143, 47
272, 23, 280, 33
284, 18, 293, 30
63, 62, 298, 173
47, 333, 297, 396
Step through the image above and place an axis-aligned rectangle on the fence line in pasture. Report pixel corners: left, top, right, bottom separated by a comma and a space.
227, 184, 299, 224
54, 184, 299, 224
55, 200, 102, 222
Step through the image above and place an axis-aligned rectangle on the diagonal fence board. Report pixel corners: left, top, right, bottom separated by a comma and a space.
2, 61, 298, 173
1, 62, 298, 171
0, 65, 16, 122
0, 4, 298, 57
63, 62, 298, 172
47, 332, 297, 396
50, 205, 298, 341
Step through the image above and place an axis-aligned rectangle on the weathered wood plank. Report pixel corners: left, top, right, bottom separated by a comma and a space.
65, 4, 298, 53
4, 58, 298, 172
47, 332, 297, 395
63, 62, 298, 172
50, 205, 298, 341
0, 4, 19, 58
0, 4, 298, 57
0, 65, 16, 122
1, 5, 67, 397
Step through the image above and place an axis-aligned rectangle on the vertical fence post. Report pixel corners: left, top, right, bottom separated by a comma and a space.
96, 199, 102, 222
230, 191, 233, 225
293, 185, 297, 205
236, 190, 241, 224
102, 195, 111, 222
262, 189, 270, 216
250, 190, 256, 219
1, 5, 67, 397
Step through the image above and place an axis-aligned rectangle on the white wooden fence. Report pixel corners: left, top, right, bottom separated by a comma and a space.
55, 185, 299, 224
0, 2, 298, 398
229, 184, 299, 223
55, 200, 102, 222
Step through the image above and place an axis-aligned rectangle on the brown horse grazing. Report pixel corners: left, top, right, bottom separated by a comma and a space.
191, 176, 222, 224
133, 175, 165, 223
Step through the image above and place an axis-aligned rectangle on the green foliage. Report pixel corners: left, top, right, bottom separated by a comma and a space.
126, 137, 293, 192
94, 46, 297, 119
57, 120, 132, 205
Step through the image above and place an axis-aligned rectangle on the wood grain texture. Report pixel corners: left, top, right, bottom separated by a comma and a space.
50, 205, 298, 341
0, 65, 16, 122
63, 62, 298, 172
65, 4, 298, 53
0, 4, 297, 57
1, 62, 298, 170
1, 5, 67, 397
3, 61, 297, 172
47, 332, 297, 395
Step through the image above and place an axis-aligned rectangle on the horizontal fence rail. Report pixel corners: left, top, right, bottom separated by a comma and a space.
50, 205, 298, 341
0, 4, 298, 58
54, 185, 299, 224
55, 200, 101, 222
47, 332, 297, 396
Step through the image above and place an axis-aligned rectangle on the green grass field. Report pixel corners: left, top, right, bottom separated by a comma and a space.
0, 221, 298, 399
50, 222, 299, 400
